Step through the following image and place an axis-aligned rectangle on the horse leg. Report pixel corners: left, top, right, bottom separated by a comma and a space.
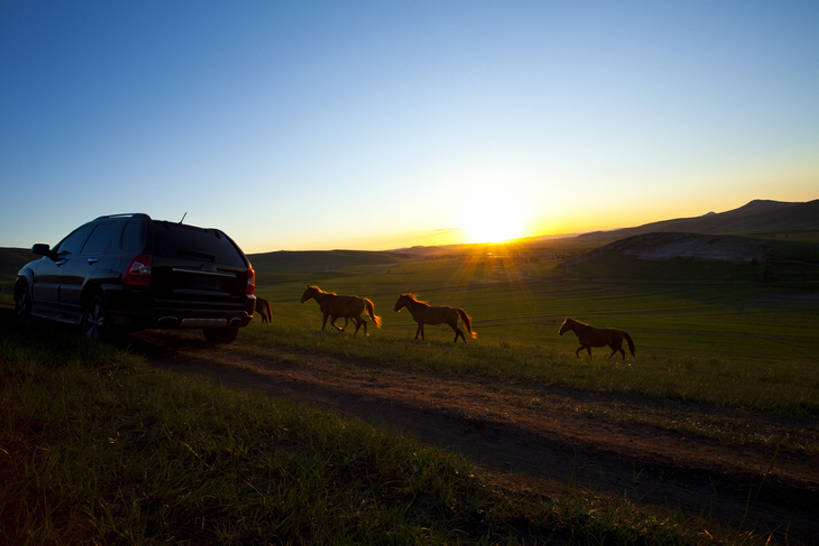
414, 323, 421, 340
354, 316, 367, 336
321, 314, 329, 331
330, 316, 344, 332
609, 340, 626, 360
449, 321, 465, 343
575, 346, 583, 358
608, 342, 620, 359
420, 323, 425, 340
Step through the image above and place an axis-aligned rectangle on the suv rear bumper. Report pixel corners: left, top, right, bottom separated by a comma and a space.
104, 287, 255, 330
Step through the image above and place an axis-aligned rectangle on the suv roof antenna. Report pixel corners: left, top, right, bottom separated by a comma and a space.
179, 212, 188, 224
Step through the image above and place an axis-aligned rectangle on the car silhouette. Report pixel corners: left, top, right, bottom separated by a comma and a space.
14, 213, 256, 342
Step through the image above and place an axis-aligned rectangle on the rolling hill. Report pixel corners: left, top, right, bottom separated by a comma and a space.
563, 231, 819, 282
578, 199, 819, 242
247, 249, 404, 273
0, 247, 37, 285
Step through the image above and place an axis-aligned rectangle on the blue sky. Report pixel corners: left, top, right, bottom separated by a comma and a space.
2, 1, 817, 252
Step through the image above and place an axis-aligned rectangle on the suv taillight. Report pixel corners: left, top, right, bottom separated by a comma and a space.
246, 265, 255, 295
124, 254, 152, 287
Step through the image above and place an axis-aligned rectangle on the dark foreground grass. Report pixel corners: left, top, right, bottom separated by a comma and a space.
0, 317, 740, 545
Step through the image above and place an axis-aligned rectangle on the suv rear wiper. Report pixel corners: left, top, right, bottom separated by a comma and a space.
176, 250, 216, 262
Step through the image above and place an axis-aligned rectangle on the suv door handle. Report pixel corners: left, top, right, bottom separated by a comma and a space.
87, 257, 99, 265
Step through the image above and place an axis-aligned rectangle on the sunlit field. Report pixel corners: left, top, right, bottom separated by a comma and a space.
3, 243, 818, 543
248, 249, 819, 417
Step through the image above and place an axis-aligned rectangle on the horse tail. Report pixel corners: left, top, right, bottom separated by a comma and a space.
623, 332, 636, 357
458, 308, 477, 339
364, 298, 382, 328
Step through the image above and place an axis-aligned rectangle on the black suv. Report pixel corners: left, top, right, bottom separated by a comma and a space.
14, 213, 256, 342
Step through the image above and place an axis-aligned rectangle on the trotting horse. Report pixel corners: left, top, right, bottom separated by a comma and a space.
254, 297, 273, 324
394, 293, 476, 343
300, 285, 382, 335
558, 317, 635, 360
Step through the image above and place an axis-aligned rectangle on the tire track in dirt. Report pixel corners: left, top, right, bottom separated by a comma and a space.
130, 331, 819, 542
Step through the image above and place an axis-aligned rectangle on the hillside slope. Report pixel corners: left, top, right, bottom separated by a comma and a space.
248, 249, 404, 273
564, 232, 819, 281
579, 199, 819, 242
0, 247, 37, 283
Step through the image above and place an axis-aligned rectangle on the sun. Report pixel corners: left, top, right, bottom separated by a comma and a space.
459, 192, 528, 244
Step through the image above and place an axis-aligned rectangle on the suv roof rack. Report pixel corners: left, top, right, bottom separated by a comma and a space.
93, 213, 152, 221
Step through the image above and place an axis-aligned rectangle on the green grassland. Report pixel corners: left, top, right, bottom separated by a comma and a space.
1, 312, 705, 544
3, 241, 817, 416
250, 249, 819, 417
2, 240, 818, 542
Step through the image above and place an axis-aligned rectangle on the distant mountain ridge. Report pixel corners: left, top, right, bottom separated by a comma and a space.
579, 199, 819, 241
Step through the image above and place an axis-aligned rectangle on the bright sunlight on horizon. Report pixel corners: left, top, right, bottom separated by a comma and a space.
459, 192, 530, 244
1, 1, 818, 252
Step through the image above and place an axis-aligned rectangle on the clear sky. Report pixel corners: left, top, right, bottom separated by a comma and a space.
2, 1, 817, 252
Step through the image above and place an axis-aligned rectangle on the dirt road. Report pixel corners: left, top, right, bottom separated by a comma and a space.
129, 331, 819, 542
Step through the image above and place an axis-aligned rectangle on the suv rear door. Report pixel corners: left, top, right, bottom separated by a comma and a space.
59, 220, 124, 312
147, 221, 249, 306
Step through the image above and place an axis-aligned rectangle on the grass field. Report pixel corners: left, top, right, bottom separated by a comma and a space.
2, 243, 818, 542
1, 312, 709, 544
249, 251, 819, 417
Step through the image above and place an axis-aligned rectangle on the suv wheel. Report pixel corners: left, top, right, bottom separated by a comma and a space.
82, 293, 110, 341
203, 327, 239, 344
14, 281, 32, 317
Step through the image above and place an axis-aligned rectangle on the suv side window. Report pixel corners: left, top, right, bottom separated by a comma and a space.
82, 222, 123, 255
55, 224, 94, 255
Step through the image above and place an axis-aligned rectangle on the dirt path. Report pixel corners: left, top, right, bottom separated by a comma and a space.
129, 331, 819, 542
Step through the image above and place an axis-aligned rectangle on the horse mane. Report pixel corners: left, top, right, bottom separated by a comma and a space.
563, 317, 588, 327
401, 293, 427, 305
307, 284, 336, 296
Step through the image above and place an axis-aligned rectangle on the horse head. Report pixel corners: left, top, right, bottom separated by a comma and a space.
301, 285, 318, 303
394, 294, 409, 312
558, 317, 573, 335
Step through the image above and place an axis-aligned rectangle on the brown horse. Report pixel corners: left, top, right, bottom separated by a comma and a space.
254, 297, 273, 324
300, 285, 382, 335
558, 317, 635, 360
394, 293, 476, 343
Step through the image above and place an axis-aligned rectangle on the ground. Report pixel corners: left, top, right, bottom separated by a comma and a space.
129, 329, 819, 542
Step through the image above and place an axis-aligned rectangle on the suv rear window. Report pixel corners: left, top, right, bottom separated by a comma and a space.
149, 221, 246, 268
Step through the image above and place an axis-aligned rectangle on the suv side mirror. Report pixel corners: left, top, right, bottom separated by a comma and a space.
32, 243, 54, 259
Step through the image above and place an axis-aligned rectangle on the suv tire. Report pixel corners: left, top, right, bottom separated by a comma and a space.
81, 293, 114, 341
14, 280, 31, 317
